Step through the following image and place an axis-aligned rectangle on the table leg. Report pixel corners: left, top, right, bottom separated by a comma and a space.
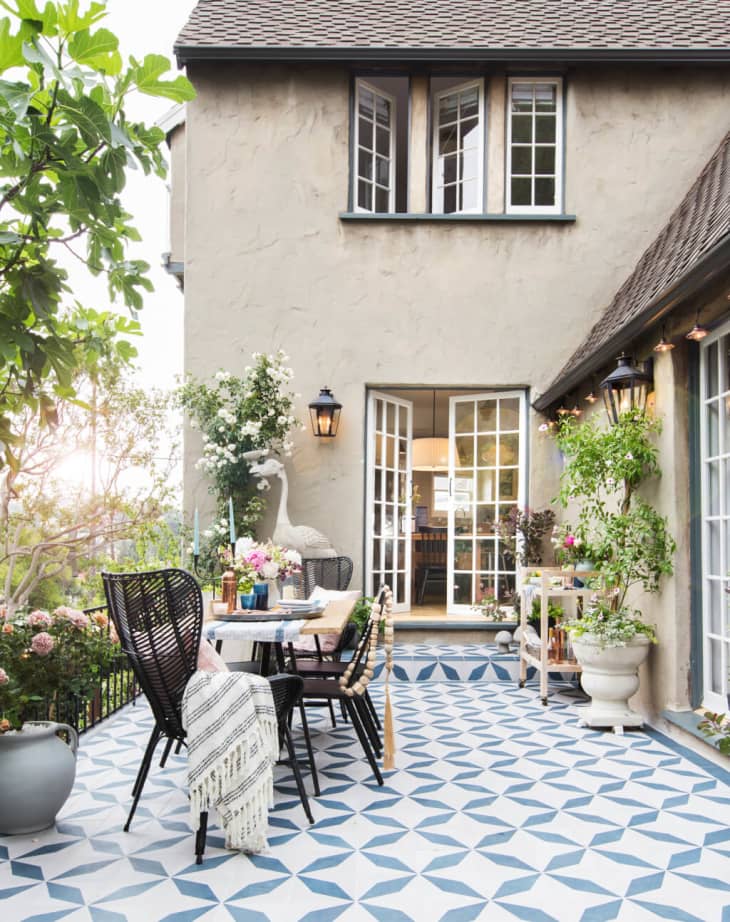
215, 640, 223, 655
260, 642, 272, 675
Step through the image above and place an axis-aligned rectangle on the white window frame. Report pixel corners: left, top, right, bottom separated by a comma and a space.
506, 77, 564, 216
699, 321, 730, 712
431, 78, 485, 215
353, 79, 396, 215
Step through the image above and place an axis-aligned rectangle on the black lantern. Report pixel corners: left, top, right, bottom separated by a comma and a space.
600, 353, 653, 426
309, 387, 342, 437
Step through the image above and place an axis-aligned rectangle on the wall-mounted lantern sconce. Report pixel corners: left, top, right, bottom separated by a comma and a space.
309, 387, 342, 438
600, 353, 653, 426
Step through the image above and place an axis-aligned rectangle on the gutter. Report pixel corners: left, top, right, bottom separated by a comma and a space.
533, 232, 730, 412
174, 45, 730, 68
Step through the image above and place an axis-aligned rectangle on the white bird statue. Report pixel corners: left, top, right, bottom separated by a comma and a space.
245, 451, 336, 558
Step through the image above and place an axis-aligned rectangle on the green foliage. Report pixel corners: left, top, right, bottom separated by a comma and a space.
350, 596, 374, 635
698, 712, 730, 756
555, 409, 675, 616
0, 0, 194, 462
0, 605, 117, 729
0, 338, 178, 612
529, 598, 564, 624
565, 598, 657, 648
498, 506, 555, 565
177, 352, 300, 554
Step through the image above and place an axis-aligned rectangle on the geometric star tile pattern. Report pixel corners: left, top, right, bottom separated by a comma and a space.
373, 643, 538, 683
1, 669, 729, 921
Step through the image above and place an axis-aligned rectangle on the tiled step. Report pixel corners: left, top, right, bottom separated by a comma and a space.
372, 642, 536, 683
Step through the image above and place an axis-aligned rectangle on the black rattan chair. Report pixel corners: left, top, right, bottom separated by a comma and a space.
301, 556, 354, 598
102, 568, 314, 863
299, 591, 387, 786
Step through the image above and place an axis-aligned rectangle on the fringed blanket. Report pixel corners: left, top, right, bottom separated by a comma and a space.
181, 671, 279, 853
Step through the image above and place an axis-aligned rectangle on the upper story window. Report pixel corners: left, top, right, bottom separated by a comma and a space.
432, 79, 485, 215
354, 77, 408, 214
506, 77, 563, 214
349, 74, 565, 217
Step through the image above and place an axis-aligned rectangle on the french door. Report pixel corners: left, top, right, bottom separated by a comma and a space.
700, 325, 730, 710
447, 392, 527, 613
365, 391, 413, 612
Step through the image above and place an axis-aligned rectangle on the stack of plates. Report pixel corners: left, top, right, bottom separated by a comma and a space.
277, 599, 326, 616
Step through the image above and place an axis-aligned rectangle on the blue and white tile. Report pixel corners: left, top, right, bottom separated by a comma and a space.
2, 677, 730, 921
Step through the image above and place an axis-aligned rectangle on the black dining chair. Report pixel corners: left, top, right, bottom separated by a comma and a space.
102, 568, 314, 863
414, 528, 447, 604
301, 556, 354, 598
298, 590, 387, 787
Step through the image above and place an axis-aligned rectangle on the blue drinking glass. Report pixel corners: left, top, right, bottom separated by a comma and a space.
240, 592, 256, 610
253, 582, 269, 610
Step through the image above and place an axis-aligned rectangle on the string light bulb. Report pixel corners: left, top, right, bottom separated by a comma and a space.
654, 324, 675, 353
686, 312, 708, 341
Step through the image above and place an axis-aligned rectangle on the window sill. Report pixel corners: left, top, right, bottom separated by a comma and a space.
659, 709, 730, 779
339, 212, 576, 223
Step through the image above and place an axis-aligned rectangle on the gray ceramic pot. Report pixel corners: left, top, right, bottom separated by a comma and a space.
0, 721, 78, 834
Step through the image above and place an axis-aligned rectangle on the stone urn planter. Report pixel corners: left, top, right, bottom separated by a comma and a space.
573, 634, 651, 733
0, 721, 78, 834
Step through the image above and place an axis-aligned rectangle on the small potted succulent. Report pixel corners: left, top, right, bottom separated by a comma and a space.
0, 605, 117, 833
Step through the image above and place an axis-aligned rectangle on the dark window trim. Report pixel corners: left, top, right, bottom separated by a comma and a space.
339, 211, 576, 223
688, 342, 703, 709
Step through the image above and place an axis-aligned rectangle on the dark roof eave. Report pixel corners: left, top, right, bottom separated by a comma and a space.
533, 232, 730, 412
174, 44, 730, 67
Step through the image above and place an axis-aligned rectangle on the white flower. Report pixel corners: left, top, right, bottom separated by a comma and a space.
261, 560, 280, 580
214, 371, 230, 381
235, 536, 255, 557
625, 452, 634, 460
277, 415, 288, 425
257, 480, 270, 491
539, 423, 549, 432
606, 477, 615, 486
284, 549, 302, 565
203, 529, 213, 538
268, 408, 275, 416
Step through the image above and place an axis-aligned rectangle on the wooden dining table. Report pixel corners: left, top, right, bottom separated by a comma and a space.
204, 598, 357, 673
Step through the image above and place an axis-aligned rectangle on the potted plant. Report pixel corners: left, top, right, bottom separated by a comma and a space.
232, 538, 302, 607
498, 506, 556, 566
0, 606, 117, 833
554, 409, 675, 730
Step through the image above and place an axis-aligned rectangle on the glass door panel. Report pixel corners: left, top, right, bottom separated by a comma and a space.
700, 326, 730, 710
447, 392, 526, 613
366, 391, 413, 612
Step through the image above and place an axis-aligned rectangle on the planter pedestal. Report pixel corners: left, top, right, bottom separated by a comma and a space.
572, 634, 651, 734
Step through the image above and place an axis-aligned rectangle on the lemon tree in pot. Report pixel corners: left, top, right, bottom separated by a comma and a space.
555, 409, 675, 732
0, 607, 116, 833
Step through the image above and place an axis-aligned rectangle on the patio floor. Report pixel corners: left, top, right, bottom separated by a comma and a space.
1, 667, 729, 921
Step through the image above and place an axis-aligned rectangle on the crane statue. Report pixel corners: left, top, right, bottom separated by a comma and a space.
244, 450, 336, 558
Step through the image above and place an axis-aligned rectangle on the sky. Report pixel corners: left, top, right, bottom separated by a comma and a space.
67, 0, 198, 390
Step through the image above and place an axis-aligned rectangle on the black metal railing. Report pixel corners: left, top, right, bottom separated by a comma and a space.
34, 604, 140, 735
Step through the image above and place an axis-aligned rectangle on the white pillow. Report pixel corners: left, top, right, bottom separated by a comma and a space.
309, 585, 361, 602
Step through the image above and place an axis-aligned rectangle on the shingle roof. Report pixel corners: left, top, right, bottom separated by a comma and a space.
536, 131, 730, 410
175, 0, 730, 61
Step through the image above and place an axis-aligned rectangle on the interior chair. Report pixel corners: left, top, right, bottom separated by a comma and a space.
415, 527, 448, 604
298, 591, 387, 786
102, 568, 314, 863
301, 555, 354, 598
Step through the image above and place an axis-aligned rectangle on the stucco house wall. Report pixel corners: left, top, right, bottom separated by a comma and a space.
179, 61, 730, 610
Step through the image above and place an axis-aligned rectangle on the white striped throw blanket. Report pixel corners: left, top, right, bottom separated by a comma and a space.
181, 671, 279, 853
